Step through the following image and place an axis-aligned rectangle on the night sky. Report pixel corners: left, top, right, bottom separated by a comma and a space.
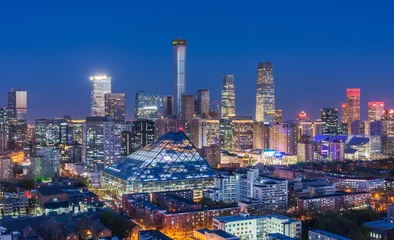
0, 1, 393, 122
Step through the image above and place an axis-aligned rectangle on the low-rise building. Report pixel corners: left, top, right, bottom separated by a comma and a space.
193, 228, 240, 240
267, 233, 296, 240
139, 230, 172, 240
363, 220, 394, 240
308, 229, 351, 240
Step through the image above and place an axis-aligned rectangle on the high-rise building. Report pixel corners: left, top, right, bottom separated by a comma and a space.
232, 117, 254, 151
189, 118, 220, 149
221, 75, 236, 118
368, 102, 384, 121
154, 117, 183, 139
346, 88, 360, 130
68, 119, 85, 145
312, 120, 323, 137
121, 131, 132, 157
32, 147, 60, 178
135, 91, 164, 120
197, 90, 210, 116
0, 108, 10, 146
82, 116, 121, 171
255, 62, 275, 122
173, 38, 187, 117
34, 118, 68, 146
220, 118, 233, 150
131, 119, 155, 153
370, 120, 382, 136
382, 110, 394, 155
7, 89, 27, 120
253, 122, 270, 150
90, 75, 112, 117
351, 120, 367, 135
163, 96, 173, 117
0, 156, 12, 181
337, 123, 349, 135
105, 92, 126, 123
321, 108, 338, 136
269, 121, 298, 154
181, 95, 195, 124
341, 103, 348, 124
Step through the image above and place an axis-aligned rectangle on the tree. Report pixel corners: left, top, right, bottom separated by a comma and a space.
18, 179, 35, 190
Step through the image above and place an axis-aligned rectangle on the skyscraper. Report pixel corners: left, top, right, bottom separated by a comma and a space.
255, 62, 274, 122
131, 119, 155, 153
7, 89, 27, 120
321, 108, 338, 136
341, 103, 348, 123
346, 88, 360, 128
173, 38, 187, 117
134, 91, 164, 120
221, 75, 236, 118
105, 92, 126, 123
368, 102, 384, 121
163, 95, 173, 117
90, 75, 112, 117
181, 95, 195, 124
197, 89, 210, 116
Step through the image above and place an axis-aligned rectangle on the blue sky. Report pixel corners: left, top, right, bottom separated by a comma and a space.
0, 0, 393, 122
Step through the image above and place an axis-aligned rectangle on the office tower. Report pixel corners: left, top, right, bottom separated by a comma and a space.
382, 110, 394, 155
370, 120, 382, 136
181, 95, 195, 123
197, 90, 210, 116
163, 95, 173, 117
351, 120, 366, 135
189, 118, 220, 149
0, 131, 7, 152
269, 121, 298, 154
297, 141, 314, 162
32, 147, 60, 178
26, 123, 35, 143
231, 117, 254, 151
173, 38, 187, 117
105, 92, 126, 123
131, 119, 155, 153
82, 116, 121, 171
154, 117, 183, 139
221, 75, 236, 118
0, 108, 10, 147
321, 108, 338, 136
253, 122, 270, 150
121, 131, 132, 157
337, 123, 349, 135
341, 103, 348, 123
328, 140, 345, 161
34, 118, 68, 146
8, 89, 27, 120
255, 62, 275, 123
134, 91, 164, 120
297, 111, 310, 123
0, 156, 12, 181
220, 118, 233, 150
90, 75, 112, 116
368, 102, 384, 121
312, 120, 323, 137
346, 88, 360, 129
297, 111, 312, 139
68, 119, 85, 145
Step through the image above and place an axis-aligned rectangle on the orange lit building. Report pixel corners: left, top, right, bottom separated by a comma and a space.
346, 88, 360, 133
6, 150, 24, 164
368, 102, 384, 122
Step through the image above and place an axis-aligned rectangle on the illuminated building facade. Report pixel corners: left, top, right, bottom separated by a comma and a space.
181, 94, 195, 124
253, 122, 270, 150
105, 92, 125, 123
189, 118, 220, 149
121, 131, 132, 157
34, 118, 68, 146
269, 121, 297, 155
341, 103, 348, 124
220, 118, 233, 151
8, 89, 27, 120
101, 131, 216, 198
221, 75, 236, 118
368, 102, 384, 121
346, 88, 360, 131
255, 62, 274, 122
337, 123, 349, 135
321, 108, 338, 136
231, 117, 254, 151
382, 110, 394, 155
0, 156, 12, 181
312, 120, 323, 137
197, 89, 210, 116
0, 108, 10, 146
68, 119, 85, 145
134, 91, 163, 120
82, 116, 121, 171
90, 75, 111, 117
154, 117, 183, 139
173, 38, 187, 117
32, 147, 60, 178
351, 120, 367, 135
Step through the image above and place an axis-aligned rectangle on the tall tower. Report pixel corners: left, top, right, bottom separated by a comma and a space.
7, 89, 27, 120
197, 89, 210, 116
346, 88, 360, 128
368, 102, 384, 121
173, 38, 187, 118
321, 108, 338, 136
221, 75, 236, 118
105, 92, 126, 123
90, 75, 112, 117
255, 62, 275, 122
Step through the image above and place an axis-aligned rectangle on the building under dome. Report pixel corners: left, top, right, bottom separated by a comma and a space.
101, 131, 216, 198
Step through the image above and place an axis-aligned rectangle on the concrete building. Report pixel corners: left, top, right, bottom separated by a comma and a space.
308, 230, 351, 240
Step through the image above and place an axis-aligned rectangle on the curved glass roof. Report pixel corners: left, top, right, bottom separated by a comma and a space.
102, 131, 217, 182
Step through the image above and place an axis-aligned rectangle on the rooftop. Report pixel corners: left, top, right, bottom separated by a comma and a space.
298, 191, 370, 200
139, 230, 172, 240
196, 228, 239, 239
363, 220, 394, 230
267, 233, 296, 240
310, 230, 351, 240
37, 186, 77, 196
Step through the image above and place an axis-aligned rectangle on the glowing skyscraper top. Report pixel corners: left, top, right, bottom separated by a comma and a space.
90, 75, 112, 117
221, 75, 236, 118
256, 62, 275, 122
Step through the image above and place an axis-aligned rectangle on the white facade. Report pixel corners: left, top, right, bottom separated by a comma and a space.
173, 39, 187, 117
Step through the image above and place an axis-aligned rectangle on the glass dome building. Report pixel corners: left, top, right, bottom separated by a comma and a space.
101, 131, 216, 198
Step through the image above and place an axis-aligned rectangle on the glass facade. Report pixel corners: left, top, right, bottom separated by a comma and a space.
105, 92, 126, 123
321, 108, 339, 136
7, 89, 27, 120
255, 62, 275, 122
90, 75, 112, 117
134, 91, 164, 120
173, 38, 187, 117
101, 131, 216, 197
221, 75, 236, 118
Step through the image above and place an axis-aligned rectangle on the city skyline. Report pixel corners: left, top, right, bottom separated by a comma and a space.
0, 2, 393, 122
